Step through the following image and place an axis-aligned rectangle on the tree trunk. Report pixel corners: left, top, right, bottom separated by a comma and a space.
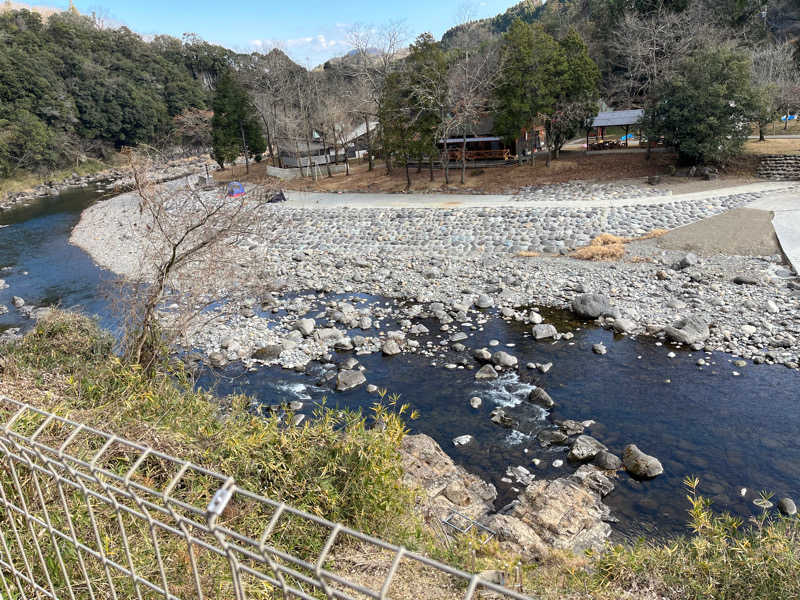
304, 129, 316, 181
417, 155, 422, 173
364, 115, 374, 171
518, 137, 522, 166
321, 133, 332, 177
460, 126, 467, 185
239, 120, 249, 174
429, 156, 434, 181
759, 124, 765, 142
294, 140, 303, 177
405, 156, 411, 190
260, 113, 274, 167
345, 155, 350, 175
444, 147, 450, 185
331, 127, 339, 163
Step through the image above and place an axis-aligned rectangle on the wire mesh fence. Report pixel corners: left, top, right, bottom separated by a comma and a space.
0, 397, 532, 600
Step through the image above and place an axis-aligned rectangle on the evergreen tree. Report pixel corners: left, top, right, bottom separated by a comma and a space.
210, 70, 266, 168
645, 46, 759, 164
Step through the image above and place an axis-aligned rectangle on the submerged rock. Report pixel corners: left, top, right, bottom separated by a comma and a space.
475, 364, 499, 380
528, 387, 554, 408
622, 444, 664, 478
532, 324, 558, 340
593, 451, 623, 471
778, 497, 797, 516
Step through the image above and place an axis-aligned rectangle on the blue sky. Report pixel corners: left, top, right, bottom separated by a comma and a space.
63, 0, 516, 67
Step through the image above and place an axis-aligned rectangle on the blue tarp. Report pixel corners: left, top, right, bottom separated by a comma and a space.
781, 115, 797, 122
226, 182, 246, 197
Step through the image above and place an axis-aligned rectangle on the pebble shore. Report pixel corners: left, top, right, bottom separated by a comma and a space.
67, 178, 800, 372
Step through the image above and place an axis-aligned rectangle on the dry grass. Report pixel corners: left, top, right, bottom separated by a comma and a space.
743, 138, 800, 155
570, 230, 667, 261
215, 151, 678, 195
516, 250, 541, 257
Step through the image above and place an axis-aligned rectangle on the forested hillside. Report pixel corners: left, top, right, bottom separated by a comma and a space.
0, 8, 234, 176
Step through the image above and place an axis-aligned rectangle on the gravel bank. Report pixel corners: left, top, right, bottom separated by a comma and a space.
70, 180, 800, 370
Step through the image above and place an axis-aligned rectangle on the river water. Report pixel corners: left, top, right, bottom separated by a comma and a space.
2, 187, 799, 542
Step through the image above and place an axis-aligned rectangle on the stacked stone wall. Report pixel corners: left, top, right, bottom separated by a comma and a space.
757, 154, 800, 181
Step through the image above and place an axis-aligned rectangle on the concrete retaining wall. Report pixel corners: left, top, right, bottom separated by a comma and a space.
757, 155, 800, 181
266, 164, 348, 180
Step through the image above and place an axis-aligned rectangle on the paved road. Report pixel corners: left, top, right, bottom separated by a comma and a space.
285, 182, 793, 210
747, 189, 800, 273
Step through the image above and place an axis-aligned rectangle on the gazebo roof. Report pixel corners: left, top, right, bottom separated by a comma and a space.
591, 109, 644, 128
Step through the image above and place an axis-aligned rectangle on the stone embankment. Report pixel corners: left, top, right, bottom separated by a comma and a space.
757, 155, 800, 181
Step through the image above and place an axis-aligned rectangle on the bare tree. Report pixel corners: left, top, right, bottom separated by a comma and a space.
121, 150, 268, 369
346, 22, 408, 171
751, 41, 800, 136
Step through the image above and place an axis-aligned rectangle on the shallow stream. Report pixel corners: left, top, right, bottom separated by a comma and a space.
2, 188, 798, 542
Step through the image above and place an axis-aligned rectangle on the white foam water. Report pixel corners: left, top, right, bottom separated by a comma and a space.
481, 373, 537, 409
270, 381, 313, 400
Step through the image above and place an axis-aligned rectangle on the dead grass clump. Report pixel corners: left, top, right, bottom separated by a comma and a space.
571, 243, 625, 261
516, 250, 541, 257
571, 229, 668, 261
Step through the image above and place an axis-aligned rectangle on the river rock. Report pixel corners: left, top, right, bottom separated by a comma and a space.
475, 364, 499, 380
481, 464, 614, 558
336, 369, 366, 391
611, 318, 636, 334
592, 343, 607, 355
469, 396, 482, 409
490, 408, 513, 428
475, 294, 494, 309
453, 435, 473, 447
537, 429, 568, 446
11, 296, 24, 308
492, 351, 518, 368
622, 444, 664, 478
568, 435, 607, 462
208, 352, 226, 368
293, 318, 315, 336
593, 451, 622, 471
532, 324, 557, 340
381, 339, 402, 356
572, 293, 613, 319
252, 345, 282, 361
528, 387, 554, 408
400, 434, 497, 521
778, 497, 797, 516
472, 348, 492, 362
664, 316, 710, 344
673, 253, 698, 271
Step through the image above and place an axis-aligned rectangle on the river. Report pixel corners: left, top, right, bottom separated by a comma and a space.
2, 187, 798, 542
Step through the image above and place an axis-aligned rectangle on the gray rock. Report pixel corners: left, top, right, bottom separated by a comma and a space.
252, 345, 283, 361
733, 275, 760, 286
293, 318, 315, 336
208, 352, 226, 368
664, 316, 710, 344
622, 444, 664, 478
291, 414, 306, 426
492, 351, 518, 368
475, 364, 499, 380
572, 293, 612, 319
453, 435, 474, 447
532, 324, 558, 340
593, 451, 622, 471
528, 387, 554, 408
336, 369, 366, 391
450, 331, 469, 342
381, 340, 402, 356
538, 362, 553, 373
475, 294, 494, 309
673, 253, 698, 270
490, 408, 513, 427
537, 429, 568, 445
469, 396, 482, 409
472, 348, 492, 362
11, 296, 24, 308
592, 343, 607, 355
777, 497, 797, 516
556, 419, 585, 436
611, 318, 636, 334
568, 435, 607, 462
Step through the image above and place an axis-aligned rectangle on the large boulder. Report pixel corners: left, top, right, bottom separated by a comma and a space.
528, 387, 555, 408
336, 369, 366, 391
482, 464, 614, 558
293, 318, 315, 336
400, 434, 497, 521
381, 339, 402, 356
251, 345, 282, 361
532, 324, 558, 340
475, 364, 499, 380
663, 316, 710, 345
622, 444, 664, 478
492, 351, 518, 368
571, 294, 613, 319
568, 435, 607, 462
